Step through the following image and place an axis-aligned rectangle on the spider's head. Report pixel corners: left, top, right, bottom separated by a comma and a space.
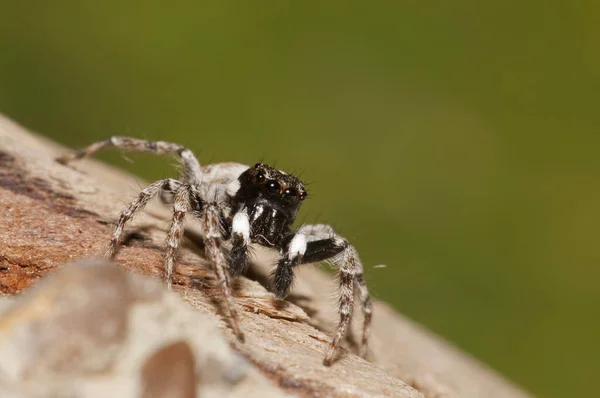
251, 162, 307, 206
235, 163, 307, 213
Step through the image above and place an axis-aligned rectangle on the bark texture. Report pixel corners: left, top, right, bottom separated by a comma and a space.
0, 114, 532, 398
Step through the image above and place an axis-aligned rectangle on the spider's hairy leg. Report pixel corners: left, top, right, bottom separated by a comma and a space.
202, 202, 245, 342
106, 178, 182, 258
56, 136, 202, 185
163, 185, 194, 289
324, 243, 358, 366
355, 271, 373, 357
274, 224, 372, 366
228, 208, 251, 276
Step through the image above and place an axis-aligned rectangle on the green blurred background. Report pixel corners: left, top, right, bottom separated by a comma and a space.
1, 2, 598, 396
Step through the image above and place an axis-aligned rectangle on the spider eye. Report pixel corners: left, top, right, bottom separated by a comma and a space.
266, 180, 280, 195
282, 188, 297, 203
299, 191, 307, 201
255, 172, 266, 184
254, 162, 263, 168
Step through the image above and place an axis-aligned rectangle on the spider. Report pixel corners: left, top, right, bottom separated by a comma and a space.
57, 137, 372, 366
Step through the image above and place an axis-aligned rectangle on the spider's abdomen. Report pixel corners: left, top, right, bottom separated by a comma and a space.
248, 203, 291, 247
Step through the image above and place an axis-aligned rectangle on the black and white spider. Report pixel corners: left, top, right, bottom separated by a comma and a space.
57, 137, 372, 366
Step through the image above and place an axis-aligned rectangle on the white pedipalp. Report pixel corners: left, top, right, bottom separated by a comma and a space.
232, 208, 250, 243
288, 233, 307, 258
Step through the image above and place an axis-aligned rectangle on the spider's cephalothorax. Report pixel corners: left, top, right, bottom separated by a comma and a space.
57, 137, 373, 366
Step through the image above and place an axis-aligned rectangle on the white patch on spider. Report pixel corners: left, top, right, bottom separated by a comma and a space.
226, 180, 240, 196
334, 237, 346, 246
305, 234, 322, 243
232, 209, 250, 242
253, 204, 264, 218
289, 234, 307, 257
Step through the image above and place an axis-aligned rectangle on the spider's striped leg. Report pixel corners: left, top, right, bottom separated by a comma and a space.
355, 270, 373, 357
56, 136, 202, 185
163, 184, 195, 289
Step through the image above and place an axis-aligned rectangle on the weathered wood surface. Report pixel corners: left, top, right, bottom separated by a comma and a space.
0, 114, 532, 398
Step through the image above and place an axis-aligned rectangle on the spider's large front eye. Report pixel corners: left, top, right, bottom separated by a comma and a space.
266, 180, 280, 195
282, 187, 297, 203
255, 172, 266, 184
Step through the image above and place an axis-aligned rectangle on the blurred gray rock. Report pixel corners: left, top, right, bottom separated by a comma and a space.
0, 259, 287, 398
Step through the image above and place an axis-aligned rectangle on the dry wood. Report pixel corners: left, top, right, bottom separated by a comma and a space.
0, 114, 532, 398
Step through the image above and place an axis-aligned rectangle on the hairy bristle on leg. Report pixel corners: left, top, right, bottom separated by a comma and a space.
56, 136, 203, 185
163, 186, 191, 289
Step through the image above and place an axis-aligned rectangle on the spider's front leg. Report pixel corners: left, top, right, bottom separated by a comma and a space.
273, 225, 373, 366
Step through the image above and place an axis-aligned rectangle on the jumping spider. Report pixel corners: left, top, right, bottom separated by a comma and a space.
57, 137, 372, 366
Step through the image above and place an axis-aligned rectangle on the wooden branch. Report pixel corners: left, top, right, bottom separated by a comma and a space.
0, 114, 532, 398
